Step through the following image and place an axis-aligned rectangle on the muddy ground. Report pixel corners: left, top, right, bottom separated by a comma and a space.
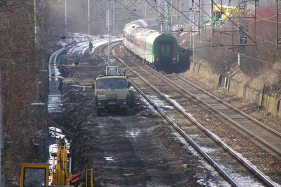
55, 43, 281, 186
55, 45, 223, 187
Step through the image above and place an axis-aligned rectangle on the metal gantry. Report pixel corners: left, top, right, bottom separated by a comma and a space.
208, 0, 258, 67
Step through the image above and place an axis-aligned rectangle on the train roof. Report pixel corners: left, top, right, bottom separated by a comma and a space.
146, 33, 177, 44
146, 32, 161, 44
124, 23, 139, 35
123, 18, 177, 44
140, 30, 155, 41
134, 29, 149, 39
124, 18, 158, 31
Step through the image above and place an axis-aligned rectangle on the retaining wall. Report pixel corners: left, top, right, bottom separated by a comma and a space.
189, 62, 281, 118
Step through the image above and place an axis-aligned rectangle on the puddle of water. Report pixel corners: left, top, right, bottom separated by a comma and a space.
138, 116, 147, 119
104, 157, 115, 162
125, 128, 141, 138
95, 121, 105, 128
124, 173, 134, 176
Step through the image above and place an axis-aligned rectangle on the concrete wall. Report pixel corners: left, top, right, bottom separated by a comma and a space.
189, 62, 281, 119
192, 63, 221, 86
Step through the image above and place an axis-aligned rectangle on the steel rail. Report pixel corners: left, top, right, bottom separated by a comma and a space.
172, 74, 281, 155
173, 73, 281, 138
101, 40, 122, 62
110, 44, 278, 187
157, 70, 281, 156
132, 63, 277, 187
115, 57, 241, 187
126, 52, 281, 157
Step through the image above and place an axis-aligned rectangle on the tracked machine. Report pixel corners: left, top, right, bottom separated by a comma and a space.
93, 66, 135, 116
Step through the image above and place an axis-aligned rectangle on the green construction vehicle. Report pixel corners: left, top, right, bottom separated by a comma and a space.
93, 66, 135, 116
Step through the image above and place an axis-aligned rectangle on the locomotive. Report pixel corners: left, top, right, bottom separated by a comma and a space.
123, 19, 179, 70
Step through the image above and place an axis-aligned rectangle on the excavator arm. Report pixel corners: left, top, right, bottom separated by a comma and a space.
20, 138, 73, 187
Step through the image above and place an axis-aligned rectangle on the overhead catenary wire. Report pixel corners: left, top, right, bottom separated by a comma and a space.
115, 0, 139, 18
121, 0, 279, 65
164, 0, 198, 26
221, 8, 280, 46
144, 0, 167, 21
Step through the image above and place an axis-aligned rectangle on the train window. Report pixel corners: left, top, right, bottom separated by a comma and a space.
141, 41, 145, 50
146, 44, 152, 52
166, 44, 170, 52
161, 44, 165, 52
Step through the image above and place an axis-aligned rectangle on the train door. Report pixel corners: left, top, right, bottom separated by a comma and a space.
157, 41, 174, 66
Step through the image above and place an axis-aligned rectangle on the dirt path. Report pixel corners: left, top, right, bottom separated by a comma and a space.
59, 46, 212, 186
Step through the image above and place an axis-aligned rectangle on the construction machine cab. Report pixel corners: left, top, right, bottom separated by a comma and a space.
20, 138, 74, 187
20, 163, 49, 187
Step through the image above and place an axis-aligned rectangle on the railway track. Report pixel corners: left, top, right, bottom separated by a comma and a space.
101, 42, 280, 186
170, 73, 281, 156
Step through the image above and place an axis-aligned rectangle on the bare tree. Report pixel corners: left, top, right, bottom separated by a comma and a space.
0, 0, 50, 183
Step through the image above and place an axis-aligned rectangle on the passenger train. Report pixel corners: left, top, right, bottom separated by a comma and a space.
123, 19, 179, 70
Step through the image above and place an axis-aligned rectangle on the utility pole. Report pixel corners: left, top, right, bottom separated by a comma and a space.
165, 0, 172, 34
170, 0, 174, 31
237, 3, 241, 67
34, 0, 39, 103
277, 0, 281, 48
238, 0, 248, 67
193, 10, 195, 64
0, 1, 6, 186
211, 0, 213, 36
145, 2, 147, 18
192, 0, 195, 64
106, 1, 112, 65
65, 0, 67, 34
88, 0, 90, 35
0, 21, 4, 187
177, 0, 180, 32
107, 9, 110, 65
198, 0, 201, 36
113, 0, 116, 36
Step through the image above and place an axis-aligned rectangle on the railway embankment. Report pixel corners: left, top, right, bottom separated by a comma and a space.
175, 30, 281, 121
183, 60, 281, 120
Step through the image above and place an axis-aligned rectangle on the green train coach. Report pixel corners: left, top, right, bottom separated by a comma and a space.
123, 19, 179, 70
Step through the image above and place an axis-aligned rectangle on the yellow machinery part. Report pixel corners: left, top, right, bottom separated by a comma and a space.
213, 4, 249, 20
20, 138, 74, 186
51, 138, 72, 186
86, 169, 94, 187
